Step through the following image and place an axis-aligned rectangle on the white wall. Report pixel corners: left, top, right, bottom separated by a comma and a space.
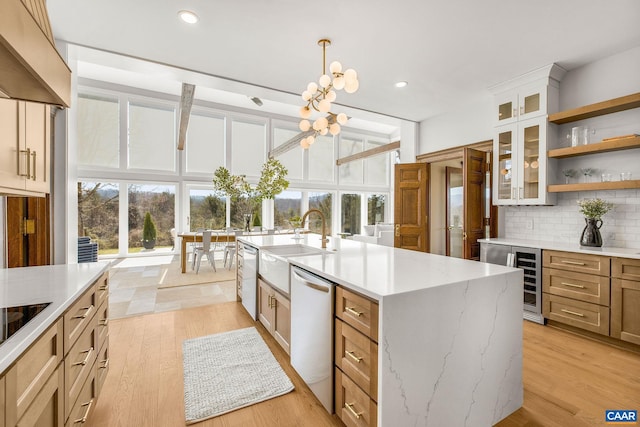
419, 45, 640, 248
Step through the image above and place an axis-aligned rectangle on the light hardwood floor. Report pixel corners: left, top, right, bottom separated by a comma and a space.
90, 302, 640, 427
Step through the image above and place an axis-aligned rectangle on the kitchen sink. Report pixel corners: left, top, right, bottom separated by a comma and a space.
260, 244, 333, 257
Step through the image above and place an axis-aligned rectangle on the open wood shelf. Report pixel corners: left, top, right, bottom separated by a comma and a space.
548, 92, 640, 124
548, 179, 640, 193
548, 136, 640, 159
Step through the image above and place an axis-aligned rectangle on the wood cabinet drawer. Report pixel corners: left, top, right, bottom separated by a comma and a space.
543, 294, 609, 335
96, 300, 109, 352
612, 257, 640, 281
9, 364, 64, 427
335, 319, 378, 401
543, 268, 610, 306
65, 314, 98, 419
95, 272, 109, 310
543, 250, 610, 276
336, 287, 379, 342
95, 339, 110, 396
335, 368, 377, 427
611, 278, 640, 345
4, 319, 63, 425
64, 284, 98, 354
65, 370, 97, 427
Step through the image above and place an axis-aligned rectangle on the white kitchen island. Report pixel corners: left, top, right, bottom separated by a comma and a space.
239, 234, 524, 426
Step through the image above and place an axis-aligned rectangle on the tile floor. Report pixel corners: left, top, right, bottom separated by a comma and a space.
107, 254, 237, 319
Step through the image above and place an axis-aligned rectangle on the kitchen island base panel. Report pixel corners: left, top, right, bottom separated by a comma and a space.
379, 271, 523, 426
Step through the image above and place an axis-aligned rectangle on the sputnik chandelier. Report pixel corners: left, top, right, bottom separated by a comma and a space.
298, 39, 359, 149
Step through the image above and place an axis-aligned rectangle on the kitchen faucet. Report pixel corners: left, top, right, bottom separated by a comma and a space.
301, 209, 329, 248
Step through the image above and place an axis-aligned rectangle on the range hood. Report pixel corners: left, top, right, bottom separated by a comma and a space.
0, 0, 71, 107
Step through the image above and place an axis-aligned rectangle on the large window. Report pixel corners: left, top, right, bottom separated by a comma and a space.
368, 194, 386, 224
308, 135, 335, 182
127, 184, 175, 253
273, 127, 303, 180
365, 140, 389, 186
339, 137, 364, 184
128, 102, 176, 172
186, 112, 225, 174
309, 192, 332, 233
275, 191, 302, 228
230, 196, 256, 230
78, 181, 119, 254
188, 188, 226, 230
231, 120, 265, 177
77, 94, 119, 168
341, 193, 361, 234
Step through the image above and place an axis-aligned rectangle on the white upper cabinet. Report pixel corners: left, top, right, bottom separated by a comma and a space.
489, 64, 566, 206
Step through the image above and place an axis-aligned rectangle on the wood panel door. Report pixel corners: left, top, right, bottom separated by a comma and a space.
463, 148, 485, 260
394, 163, 429, 251
6, 196, 50, 267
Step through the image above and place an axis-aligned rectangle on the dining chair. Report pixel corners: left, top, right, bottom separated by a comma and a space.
222, 230, 243, 270
191, 230, 216, 273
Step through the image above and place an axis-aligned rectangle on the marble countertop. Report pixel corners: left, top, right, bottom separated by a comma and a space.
0, 262, 111, 374
239, 234, 519, 301
478, 238, 640, 260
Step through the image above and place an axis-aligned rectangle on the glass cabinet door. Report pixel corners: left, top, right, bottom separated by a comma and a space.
494, 126, 516, 204
521, 123, 540, 200
495, 92, 517, 124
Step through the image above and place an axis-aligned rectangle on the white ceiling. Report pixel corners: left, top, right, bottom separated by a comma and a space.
47, 0, 640, 124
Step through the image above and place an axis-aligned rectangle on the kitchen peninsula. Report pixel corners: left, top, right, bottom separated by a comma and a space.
239, 234, 524, 426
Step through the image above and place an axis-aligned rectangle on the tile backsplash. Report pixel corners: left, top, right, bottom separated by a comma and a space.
504, 189, 640, 249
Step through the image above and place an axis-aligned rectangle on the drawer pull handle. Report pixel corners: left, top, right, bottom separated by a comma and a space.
98, 284, 109, 291
561, 260, 586, 266
561, 282, 585, 289
100, 358, 109, 370
74, 399, 94, 424
345, 402, 362, 419
561, 309, 585, 317
345, 350, 363, 363
73, 305, 94, 319
100, 318, 109, 327
345, 306, 363, 317
73, 347, 94, 366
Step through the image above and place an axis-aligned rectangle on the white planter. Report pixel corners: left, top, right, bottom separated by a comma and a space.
262, 198, 275, 230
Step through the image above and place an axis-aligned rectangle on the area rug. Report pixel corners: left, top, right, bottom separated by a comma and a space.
158, 260, 236, 289
182, 327, 294, 424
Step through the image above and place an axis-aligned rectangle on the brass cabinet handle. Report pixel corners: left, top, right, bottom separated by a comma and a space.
561, 260, 586, 266
100, 358, 109, 370
72, 347, 94, 366
267, 295, 272, 308
345, 350, 363, 363
18, 149, 30, 177
72, 305, 94, 319
561, 282, 585, 289
74, 399, 94, 424
561, 309, 585, 317
98, 284, 109, 291
345, 402, 362, 419
345, 306, 363, 317
31, 150, 36, 180
100, 318, 109, 327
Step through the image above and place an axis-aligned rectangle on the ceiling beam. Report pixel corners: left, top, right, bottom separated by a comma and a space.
177, 83, 195, 151
336, 140, 400, 166
269, 114, 335, 158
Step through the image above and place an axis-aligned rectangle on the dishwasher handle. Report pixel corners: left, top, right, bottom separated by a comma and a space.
292, 269, 331, 293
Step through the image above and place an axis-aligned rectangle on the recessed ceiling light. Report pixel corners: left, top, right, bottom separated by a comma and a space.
178, 10, 199, 24
395, 81, 408, 88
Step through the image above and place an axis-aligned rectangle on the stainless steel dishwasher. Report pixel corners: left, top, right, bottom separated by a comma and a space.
290, 265, 335, 413
240, 243, 258, 320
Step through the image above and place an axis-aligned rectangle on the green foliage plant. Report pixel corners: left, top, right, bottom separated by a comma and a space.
255, 158, 289, 202
212, 167, 251, 201
577, 198, 613, 219
253, 212, 262, 227
142, 212, 157, 241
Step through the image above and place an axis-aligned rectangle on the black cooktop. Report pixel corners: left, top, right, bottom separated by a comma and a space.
1, 302, 51, 346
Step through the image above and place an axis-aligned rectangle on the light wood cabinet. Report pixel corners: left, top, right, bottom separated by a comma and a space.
257, 278, 290, 354
334, 287, 379, 427
0, 99, 51, 197
64, 315, 97, 420
611, 258, 640, 345
4, 320, 64, 427
0, 376, 4, 427
543, 250, 611, 335
65, 372, 96, 427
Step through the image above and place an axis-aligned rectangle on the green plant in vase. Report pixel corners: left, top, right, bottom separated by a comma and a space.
142, 212, 157, 249
577, 198, 613, 247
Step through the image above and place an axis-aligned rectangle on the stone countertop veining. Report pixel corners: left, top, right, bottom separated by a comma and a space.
239, 234, 519, 301
478, 237, 640, 260
0, 261, 111, 374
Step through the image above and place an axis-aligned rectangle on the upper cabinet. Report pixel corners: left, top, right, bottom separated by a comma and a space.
489, 64, 566, 206
0, 98, 51, 197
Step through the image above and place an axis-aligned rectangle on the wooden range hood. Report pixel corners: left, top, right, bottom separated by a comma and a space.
0, 0, 71, 107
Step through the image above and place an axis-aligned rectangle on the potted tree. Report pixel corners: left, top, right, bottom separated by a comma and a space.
254, 158, 289, 230
142, 212, 157, 250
